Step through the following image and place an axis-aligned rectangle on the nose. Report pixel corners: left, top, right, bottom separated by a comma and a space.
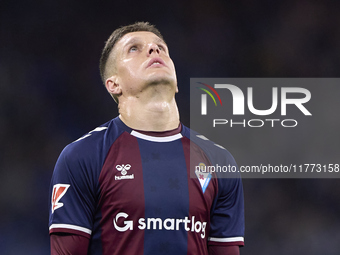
147, 43, 160, 56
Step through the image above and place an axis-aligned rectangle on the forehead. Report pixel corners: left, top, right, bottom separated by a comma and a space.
116, 31, 165, 49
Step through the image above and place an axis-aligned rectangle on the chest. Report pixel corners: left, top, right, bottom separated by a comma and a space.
98, 134, 217, 220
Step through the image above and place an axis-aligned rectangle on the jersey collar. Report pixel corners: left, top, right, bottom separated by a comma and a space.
114, 117, 183, 142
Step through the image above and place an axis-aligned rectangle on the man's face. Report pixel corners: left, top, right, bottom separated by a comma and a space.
108, 31, 178, 98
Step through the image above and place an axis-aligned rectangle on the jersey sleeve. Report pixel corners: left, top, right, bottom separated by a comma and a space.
51, 233, 90, 255
208, 245, 240, 255
49, 139, 101, 238
208, 154, 245, 247
182, 127, 245, 247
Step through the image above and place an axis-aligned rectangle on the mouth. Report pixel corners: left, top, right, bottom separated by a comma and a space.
147, 57, 166, 68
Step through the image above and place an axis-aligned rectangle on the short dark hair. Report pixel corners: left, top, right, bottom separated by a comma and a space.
99, 21, 164, 84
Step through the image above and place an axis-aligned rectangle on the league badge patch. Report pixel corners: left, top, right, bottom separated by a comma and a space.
51, 184, 70, 213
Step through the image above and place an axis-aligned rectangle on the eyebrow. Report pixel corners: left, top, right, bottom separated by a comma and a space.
154, 37, 166, 45
124, 38, 141, 47
124, 36, 167, 48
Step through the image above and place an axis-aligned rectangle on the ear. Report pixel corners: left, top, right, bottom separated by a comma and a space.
105, 75, 122, 96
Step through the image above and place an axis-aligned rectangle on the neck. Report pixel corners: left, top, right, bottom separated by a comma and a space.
118, 94, 180, 132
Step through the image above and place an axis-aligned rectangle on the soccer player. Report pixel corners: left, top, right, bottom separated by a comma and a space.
49, 22, 244, 255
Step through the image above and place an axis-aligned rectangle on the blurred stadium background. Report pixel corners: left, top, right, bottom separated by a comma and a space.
1, 0, 340, 254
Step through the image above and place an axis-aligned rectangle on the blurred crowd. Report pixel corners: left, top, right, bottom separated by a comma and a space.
1, 0, 340, 254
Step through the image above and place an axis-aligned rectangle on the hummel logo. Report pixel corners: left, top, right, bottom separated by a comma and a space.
115, 164, 134, 180
116, 164, 131, 176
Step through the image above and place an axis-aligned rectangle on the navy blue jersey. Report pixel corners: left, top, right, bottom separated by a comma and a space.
49, 117, 244, 255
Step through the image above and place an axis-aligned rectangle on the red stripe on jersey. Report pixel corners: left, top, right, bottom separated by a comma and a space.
98, 132, 145, 255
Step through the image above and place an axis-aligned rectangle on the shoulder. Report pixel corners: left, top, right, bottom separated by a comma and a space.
57, 117, 126, 168
181, 125, 237, 167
